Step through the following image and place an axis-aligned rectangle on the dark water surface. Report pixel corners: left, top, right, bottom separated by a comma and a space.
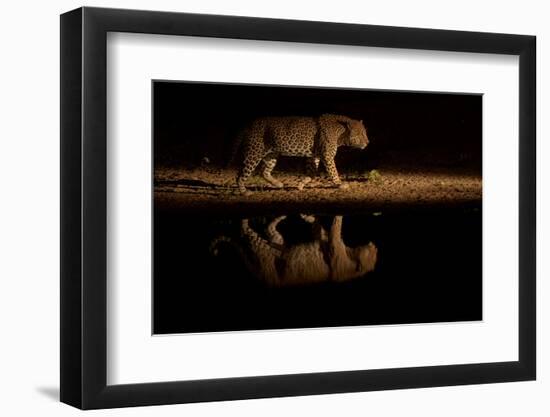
153, 208, 482, 334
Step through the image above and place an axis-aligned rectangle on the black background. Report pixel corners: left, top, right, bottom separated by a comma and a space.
154, 81, 482, 172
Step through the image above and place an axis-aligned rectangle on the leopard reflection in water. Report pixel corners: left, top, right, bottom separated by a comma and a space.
210, 215, 377, 287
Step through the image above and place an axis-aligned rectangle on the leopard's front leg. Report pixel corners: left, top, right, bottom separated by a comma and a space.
321, 151, 348, 189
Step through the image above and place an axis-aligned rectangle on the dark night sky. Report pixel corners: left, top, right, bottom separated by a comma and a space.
153, 81, 482, 171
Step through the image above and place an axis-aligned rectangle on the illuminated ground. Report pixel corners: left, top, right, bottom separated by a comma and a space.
154, 165, 482, 213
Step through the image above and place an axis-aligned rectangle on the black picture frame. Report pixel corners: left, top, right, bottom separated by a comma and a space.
60, 6, 536, 410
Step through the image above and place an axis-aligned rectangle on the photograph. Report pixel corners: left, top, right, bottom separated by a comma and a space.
153, 81, 483, 334
54, 4, 537, 411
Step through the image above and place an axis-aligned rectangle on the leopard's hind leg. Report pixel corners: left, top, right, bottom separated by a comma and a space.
266, 215, 286, 246
261, 154, 284, 188
237, 146, 265, 195
240, 218, 282, 286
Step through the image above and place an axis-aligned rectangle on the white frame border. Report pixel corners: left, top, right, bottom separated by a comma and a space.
106, 32, 519, 385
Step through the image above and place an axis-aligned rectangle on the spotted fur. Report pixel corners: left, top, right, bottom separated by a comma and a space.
232, 114, 369, 194
210, 215, 378, 287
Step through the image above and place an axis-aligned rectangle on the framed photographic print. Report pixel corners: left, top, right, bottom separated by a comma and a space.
60, 6, 536, 409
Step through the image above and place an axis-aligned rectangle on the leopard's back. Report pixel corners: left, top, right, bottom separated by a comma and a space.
263, 116, 318, 157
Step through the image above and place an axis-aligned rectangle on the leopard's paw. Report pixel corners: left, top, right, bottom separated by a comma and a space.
300, 214, 316, 223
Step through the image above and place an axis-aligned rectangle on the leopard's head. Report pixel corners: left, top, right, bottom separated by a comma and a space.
332, 241, 378, 283
354, 241, 378, 274
347, 119, 369, 149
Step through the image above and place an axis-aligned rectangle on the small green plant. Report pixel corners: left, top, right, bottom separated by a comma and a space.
366, 169, 382, 184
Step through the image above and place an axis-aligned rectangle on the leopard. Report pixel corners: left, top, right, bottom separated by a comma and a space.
210, 214, 378, 288
231, 114, 369, 194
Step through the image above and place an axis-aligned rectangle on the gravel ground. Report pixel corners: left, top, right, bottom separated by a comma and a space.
154, 165, 482, 213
